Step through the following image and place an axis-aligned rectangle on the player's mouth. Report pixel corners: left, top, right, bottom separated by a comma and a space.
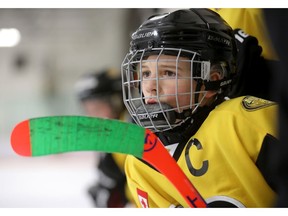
146, 99, 158, 104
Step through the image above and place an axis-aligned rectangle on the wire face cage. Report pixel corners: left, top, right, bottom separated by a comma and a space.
121, 48, 211, 132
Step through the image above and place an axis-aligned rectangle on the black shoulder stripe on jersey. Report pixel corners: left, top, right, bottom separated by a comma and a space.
135, 156, 158, 172
256, 133, 279, 192
173, 140, 187, 161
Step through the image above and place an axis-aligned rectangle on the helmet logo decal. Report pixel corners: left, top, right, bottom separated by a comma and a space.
132, 30, 158, 40
138, 113, 159, 120
220, 79, 232, 87
207, 34, 230, 46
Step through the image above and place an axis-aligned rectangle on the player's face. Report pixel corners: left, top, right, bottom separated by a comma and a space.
140, 55, 197, 112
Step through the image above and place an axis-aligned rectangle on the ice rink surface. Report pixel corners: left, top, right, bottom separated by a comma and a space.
0, 137, 97, 208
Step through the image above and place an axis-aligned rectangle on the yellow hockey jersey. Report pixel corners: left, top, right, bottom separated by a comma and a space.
125, 96, 278, 208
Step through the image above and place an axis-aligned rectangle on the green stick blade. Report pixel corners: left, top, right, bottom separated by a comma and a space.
11, 116, 145, 158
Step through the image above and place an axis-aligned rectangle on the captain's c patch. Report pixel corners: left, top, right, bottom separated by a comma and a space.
242, 96, 276, 111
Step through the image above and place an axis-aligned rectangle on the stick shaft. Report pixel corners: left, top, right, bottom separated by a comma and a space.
143, 129, 207, 207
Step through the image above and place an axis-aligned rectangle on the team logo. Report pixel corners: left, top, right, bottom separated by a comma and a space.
242, 96, 276, 111
144, 129, 157, 152
137, 188, 149, 208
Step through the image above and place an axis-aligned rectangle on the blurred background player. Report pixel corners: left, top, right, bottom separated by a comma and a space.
74, 68, 133, 207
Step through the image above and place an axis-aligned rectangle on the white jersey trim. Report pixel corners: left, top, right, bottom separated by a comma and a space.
206, 195, 246, 208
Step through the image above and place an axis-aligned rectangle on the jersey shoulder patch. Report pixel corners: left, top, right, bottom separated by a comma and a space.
241, 96, 276, 111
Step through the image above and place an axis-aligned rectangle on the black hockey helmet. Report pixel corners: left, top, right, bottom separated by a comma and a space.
75, 69, 122, 101
121, 8, 238, 132
130, 8, 237, 81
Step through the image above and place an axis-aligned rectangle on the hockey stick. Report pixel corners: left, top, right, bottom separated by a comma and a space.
10, 116, 207, 208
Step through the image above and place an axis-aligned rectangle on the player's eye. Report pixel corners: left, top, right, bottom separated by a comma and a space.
164, 70, 176, 78
142, 71, 151, 79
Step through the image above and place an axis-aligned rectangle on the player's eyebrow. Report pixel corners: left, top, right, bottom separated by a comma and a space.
141, 61, 184, 71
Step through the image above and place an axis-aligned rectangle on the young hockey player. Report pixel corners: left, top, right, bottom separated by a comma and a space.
75, 69, 133, 207
121, 8, 279, 207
